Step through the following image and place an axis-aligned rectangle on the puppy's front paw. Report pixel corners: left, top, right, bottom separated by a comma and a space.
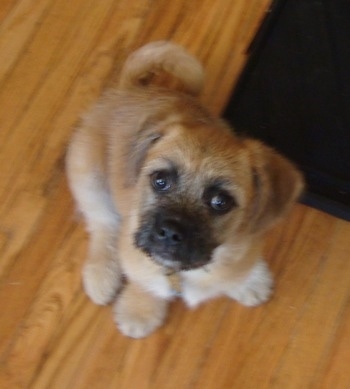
114, 284, 168, 338
227, 260, 274, 307
83, 261, 122, 305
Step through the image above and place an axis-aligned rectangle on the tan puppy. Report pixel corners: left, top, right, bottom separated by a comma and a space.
66, 41, 303, 338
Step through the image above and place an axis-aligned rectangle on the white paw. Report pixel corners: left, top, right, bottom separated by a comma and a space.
182, 285, 219, 308
115, 309, 166, 339
114, 288, 168, 338
83, 261, 122, 305
227, 260, 274, 307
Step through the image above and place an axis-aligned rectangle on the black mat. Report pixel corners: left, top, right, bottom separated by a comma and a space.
224, 0, 350, 221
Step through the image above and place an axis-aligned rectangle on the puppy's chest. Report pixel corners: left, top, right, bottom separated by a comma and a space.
166, 271, 182, 296
165, 267, 213, 298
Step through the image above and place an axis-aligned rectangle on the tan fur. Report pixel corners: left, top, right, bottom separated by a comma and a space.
66, 41, 304, 338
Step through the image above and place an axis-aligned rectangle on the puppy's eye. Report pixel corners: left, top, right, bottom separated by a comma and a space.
210, 193, 233, 212
208, 192, 236, 214
151, 171, 173, 192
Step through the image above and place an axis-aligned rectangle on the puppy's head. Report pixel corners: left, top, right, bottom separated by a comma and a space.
128, 121, 303, 271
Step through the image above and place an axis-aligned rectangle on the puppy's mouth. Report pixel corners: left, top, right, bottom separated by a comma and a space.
134, 210, 217, 271
150, 253, 211, 272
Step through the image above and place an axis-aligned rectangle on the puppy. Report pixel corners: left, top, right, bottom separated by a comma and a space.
66, 41, 303, 338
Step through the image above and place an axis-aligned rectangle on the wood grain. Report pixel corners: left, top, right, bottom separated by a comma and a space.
0, 1, 349, 388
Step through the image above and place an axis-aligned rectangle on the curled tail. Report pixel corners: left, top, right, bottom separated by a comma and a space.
118, 41, 204, 95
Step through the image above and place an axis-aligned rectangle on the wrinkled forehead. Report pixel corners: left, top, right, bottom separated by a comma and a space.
144, 124, 253, 190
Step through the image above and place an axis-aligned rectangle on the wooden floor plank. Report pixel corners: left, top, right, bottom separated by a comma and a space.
270, 220, 350, 388
0, 182, 74, 358
0, 0, 54, 84
311, 221, 350, 389
317, 298, 350, 389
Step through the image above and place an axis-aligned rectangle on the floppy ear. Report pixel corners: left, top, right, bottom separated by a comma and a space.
245, 139, 304, 233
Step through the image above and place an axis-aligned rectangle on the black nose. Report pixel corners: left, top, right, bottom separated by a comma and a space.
155, 219, 186, 246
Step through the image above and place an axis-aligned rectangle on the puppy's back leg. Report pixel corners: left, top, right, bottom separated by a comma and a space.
66, 129, 122, 305
226, 260, 274, 307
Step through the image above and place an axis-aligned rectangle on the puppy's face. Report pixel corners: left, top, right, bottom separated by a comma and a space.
129, 122, 303, 271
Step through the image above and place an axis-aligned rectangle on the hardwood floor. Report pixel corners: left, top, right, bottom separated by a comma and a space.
0, 1, 349, 388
